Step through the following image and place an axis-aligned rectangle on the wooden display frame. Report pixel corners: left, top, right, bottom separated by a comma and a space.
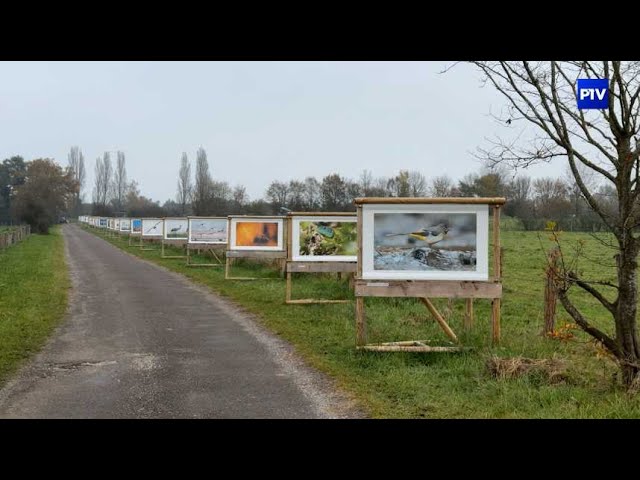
225, 215, 287, 280
185, 216, 228, 267
353, 197, 505, 352
161, 217, 188, 259
285, 212, 357, 305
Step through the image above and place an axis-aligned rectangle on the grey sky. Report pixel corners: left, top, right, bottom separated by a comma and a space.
0, 61, 563, 203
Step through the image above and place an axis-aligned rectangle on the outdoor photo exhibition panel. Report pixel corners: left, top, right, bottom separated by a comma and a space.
186, 217, 228, 267
141, 218, 163, 238
119, 218, 131, 233
286, 212, 358, 304
161, 217, 188, 258
354, 197, 505, 352
226, 216, 286, 280
128, 218, 142, 246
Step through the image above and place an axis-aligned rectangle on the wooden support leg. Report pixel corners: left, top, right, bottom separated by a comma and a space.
492, 298, 501, 344
286, 272, 292, 303
225, 256, 231, 279
464, 298, 474, 330
420, 297, 459, 343
355, 297, 367, 347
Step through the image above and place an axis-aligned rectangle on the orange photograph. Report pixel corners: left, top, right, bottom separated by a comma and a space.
235, 222, 279, 247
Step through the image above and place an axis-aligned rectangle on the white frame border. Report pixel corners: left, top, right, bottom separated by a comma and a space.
187, 217, 228, 245
130, 218, 142, 235
361, 203, 489, 281
291, 215, 357, 262
141, 218, 164, 238
163, 217, 189, 241
119, 218, 131, 232
229, 217, 284, 251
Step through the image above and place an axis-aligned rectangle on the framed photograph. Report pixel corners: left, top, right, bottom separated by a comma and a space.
361, 203, 489, 281
291, 215, 357, 262
115, 218, 121, 231
229, 217, 284, 251
188, 217, 228, 245
163, 218, 189, 240
100, 218, 107, 228
119, 218, 131, 232
141, 218, 163, 237
131, 219, 142, 235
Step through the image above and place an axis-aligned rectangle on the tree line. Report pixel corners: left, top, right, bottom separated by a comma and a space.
1, 145, 613, 234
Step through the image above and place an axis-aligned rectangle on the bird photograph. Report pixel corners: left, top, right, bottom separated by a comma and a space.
145, 220, 162, 234
385, 223, 449, 247
190, 220, 227, 243
166, 221, 188, 239
373, 212, 477, 272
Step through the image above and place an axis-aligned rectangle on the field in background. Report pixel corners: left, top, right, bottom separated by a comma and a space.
0, 226, 69, 385
87, 226, 640, 418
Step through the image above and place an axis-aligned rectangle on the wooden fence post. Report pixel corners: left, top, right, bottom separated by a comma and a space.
543, 247, 560, 336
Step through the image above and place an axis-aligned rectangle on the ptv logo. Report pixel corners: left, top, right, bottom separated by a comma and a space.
577, 78, 609, 109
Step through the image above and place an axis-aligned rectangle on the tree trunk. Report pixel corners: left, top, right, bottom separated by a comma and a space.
615, 245, 640, 385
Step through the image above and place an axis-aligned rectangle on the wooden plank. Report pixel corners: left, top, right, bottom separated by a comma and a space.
286, 299, 351, 305
493, 205, 502, 281
287, 216, 293, 261
464, 298, 474, 330
287, 262, 358, 273
186, 243, 225, 250
355, 280, 502, 299
355, 197, 506, 205
288, 212, 357, 217
227, 215, 285, 220
226, 250, 287, 259
420, 298, 459, 343
357, 206, 363, 277
358, 345, 462, 353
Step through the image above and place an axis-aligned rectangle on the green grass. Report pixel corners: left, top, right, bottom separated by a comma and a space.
87, 226, 640, 418
0, 226, 70, 385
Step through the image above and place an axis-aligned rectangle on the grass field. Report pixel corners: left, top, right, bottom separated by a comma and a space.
87, 226, 640, 418
0, 226, 70, 385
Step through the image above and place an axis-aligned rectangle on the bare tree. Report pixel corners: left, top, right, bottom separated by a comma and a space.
177, 152, 192, 215
265, 180, 290, 209
193, 147, 212, 215
232, 185, 248, 206
429, 175, 455, 197
92, 152, 112, 209
471, 61, 640, 386
407, 170, 427, 196
113, 151, 127, 214
67, 146, 85, 215
359, 169, 374, 196
303, 177, 321, 210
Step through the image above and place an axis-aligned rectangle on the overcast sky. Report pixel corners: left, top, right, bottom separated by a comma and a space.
0, 61, 564, 203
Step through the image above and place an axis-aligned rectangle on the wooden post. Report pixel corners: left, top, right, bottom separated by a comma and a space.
355, 205, 366, 346
491, 205, 502, 344
225, 256, 231, 279
355, 297, 366, 346
543, 247, 560, 336
420, 298, 459, 343
286, 272, 292, 303
464, 298, 474, 330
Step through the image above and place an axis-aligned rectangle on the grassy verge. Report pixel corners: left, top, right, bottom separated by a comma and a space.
0, 226, 69, 385
87, 227, 640, 418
